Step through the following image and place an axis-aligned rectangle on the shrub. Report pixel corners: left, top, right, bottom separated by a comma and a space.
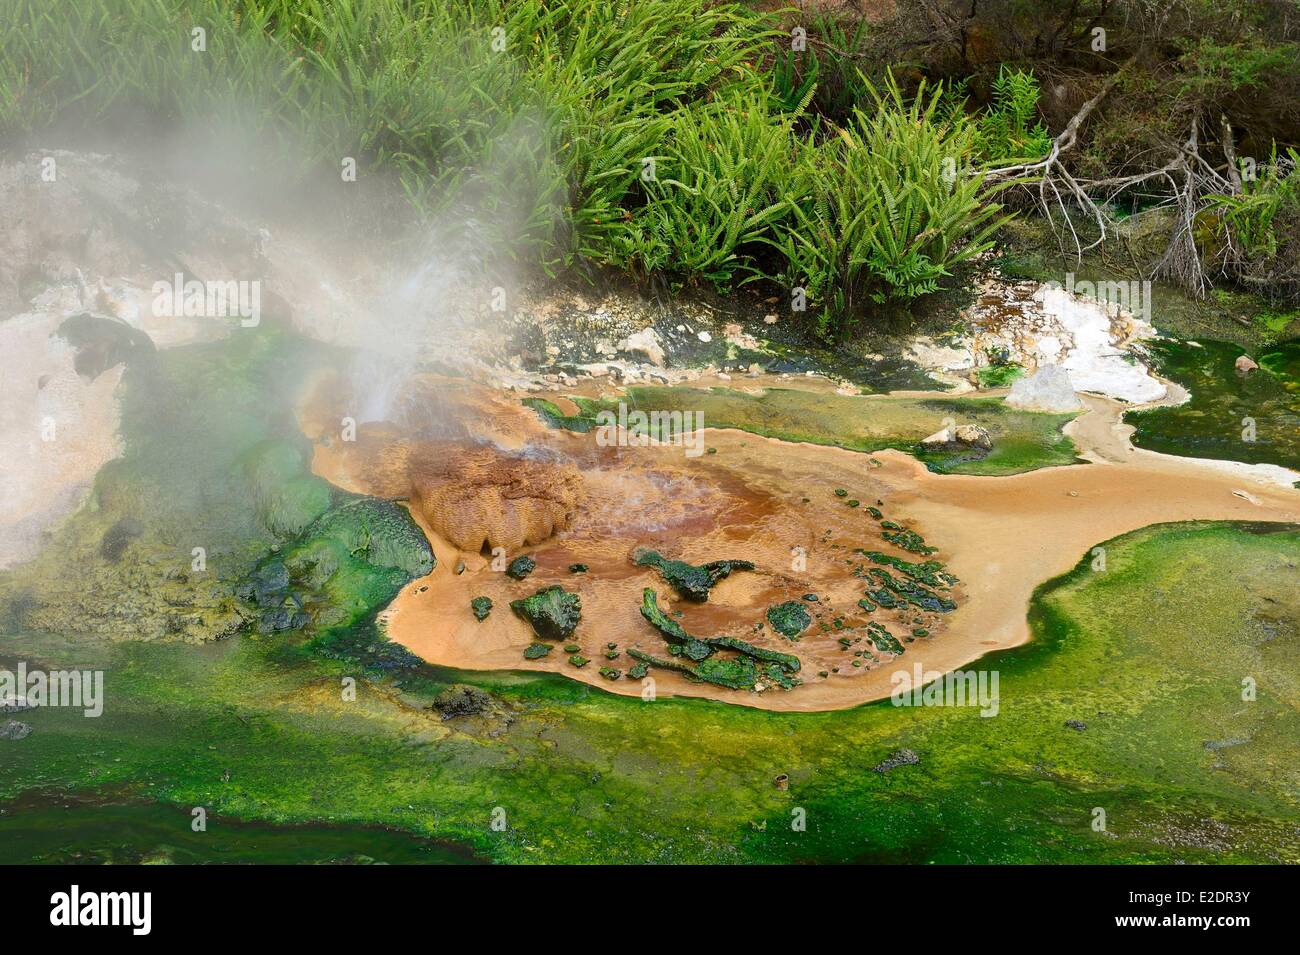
1, 0, 1012, 337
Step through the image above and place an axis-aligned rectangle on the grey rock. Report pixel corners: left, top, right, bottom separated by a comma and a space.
872, 748, 920, 773
0, 720, 32, 741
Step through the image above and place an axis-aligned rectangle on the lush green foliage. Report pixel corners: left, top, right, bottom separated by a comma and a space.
0, 0, 1009, 337
774, 79, 1010, 338
973, 67, 1053, 163
1204, 147, 1300, 298
1207, 147, 1300, 257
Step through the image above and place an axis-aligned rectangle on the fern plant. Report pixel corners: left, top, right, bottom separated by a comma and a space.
1205, 146, 1300, 258
974, 67, 1052, 163
773, 74, 1012, 339
619, 87, 810, 290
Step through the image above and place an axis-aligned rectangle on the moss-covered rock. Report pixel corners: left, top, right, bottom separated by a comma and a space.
249, 494, 435, 637
637, 589, 801, 686
766, 601, 811, 639
859, 550, 957, 588
510, 585, 581, 640
867, 568, 956, 613
523, 642, 552, 659
632, 548, 754, 602
431, 684, 494, 720
471, 596, 493, 621
881, 527, 936, 555
626, 647, 761, 691
866, 622, 904, 656
638, 588, 714, 660
506, 555, 536, 580
293, 496, 435, 580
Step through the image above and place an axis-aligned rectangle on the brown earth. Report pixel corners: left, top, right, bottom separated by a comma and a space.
299, 373, 1300, 712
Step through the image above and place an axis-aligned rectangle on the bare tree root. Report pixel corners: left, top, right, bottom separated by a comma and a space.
983, 58, 1239, 297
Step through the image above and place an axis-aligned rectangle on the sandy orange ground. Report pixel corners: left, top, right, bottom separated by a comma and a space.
300, 374, 1300, 712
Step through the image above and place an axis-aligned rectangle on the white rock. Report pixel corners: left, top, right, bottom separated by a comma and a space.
920, 427, 952, 449
1005, 364, 1084, 413
619, 328, 665, 366
1034, 285, 1165, 403
697, 330, 712, 343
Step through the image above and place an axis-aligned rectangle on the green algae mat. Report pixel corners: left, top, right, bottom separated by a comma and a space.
3, 520, 1296, 863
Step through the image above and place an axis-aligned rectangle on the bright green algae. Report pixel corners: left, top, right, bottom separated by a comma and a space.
1, 328, 1298, 864
4, 521, 1297, 862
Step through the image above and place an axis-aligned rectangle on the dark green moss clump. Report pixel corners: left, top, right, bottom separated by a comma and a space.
638, 588, 717, 661
523, 642, 552, 660
510, 585, 582, 640
238, 557, 309, 632
859, 550, 957, 588
866, 622, 905, 656
635, 590, 801, 689
625, 648, 757, 691
881, 527, 936, 555
868, 569, 956, 613
240, 494, 436, 637
705, 634, 801, 673
766, 601, 812, 639
633, 548, 754, 602
865, 587, 899, 609
506, 555, 536, 580
599, 667, 621, 680
470, 596, 493, 621
568, 563, 588, 573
